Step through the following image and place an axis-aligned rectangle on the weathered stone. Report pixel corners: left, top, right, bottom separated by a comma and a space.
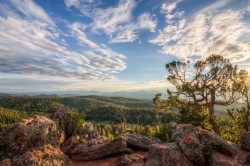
51, 108, 99, 139
168, 122, 178, 136
119, 153, 145, 166
123, 134, 161, 150
0, 116, 60, 159
74, 122, 99, 139
70, 137, 127, 161
50, 108, 78, 138
211, 150, 249, 166
0, 158, 11, 166
240, 131, 250, 152
12, 144, 72, 166
247, 152, 250, 162
60, 135, 80, 155
199, 129, 238, 156
170, 124, 204, 165
146, 143, 193, 166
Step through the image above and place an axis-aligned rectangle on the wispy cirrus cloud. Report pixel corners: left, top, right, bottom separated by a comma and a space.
109, 12, 157, 43
150, 0, 250, 62
65, 0, 157, 43
65, 0, 102, 17
10, 0, 55, 26
0, 0, 126, 80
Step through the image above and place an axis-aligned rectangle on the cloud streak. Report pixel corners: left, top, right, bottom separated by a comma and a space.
0, 0, 126, 80
150, 0, 250, 62
10, 0, 55, 26
65, 0, 157, 43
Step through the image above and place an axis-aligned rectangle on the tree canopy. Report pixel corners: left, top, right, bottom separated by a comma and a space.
163, 54, 241, 134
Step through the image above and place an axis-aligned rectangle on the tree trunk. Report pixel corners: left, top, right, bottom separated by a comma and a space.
193, 96, 201, 112
246, 95, 250, 131
208, 91, 221, 136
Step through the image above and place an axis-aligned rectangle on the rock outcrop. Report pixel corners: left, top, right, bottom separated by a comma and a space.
146, 123, 249, 166
51, 108, 99, 140
60, 135, 81, 155
146, 142, 193, 166
77, 122, 99, 139
0, 158, 11, 166
211, 150, 249, 166
240, 131, 250, 151
12, 144, 72, 166
0, 108, 250, 166
119, 153, 145, 166
0, 115, 60, 159
199, 129, 238, 155
70, 137, 127, 161
248, 152, 250, 162
170, 123, 204, 165
123, 134, 162, 150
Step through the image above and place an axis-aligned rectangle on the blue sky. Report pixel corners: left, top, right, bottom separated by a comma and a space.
0, 0, 250, 94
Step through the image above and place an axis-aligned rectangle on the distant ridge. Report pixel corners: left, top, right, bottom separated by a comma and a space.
0, 90, 165, 99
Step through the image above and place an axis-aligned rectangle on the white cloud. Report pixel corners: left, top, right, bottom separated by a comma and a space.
0, 1, 126, 81
137, 13, 157, 32
10, 0, 55, 26
109, 12, 157, 43
150, 0, 250, 61
65, 0, 102, 16
92, 0, 135, 33
161, 0, 183, 23
68, 22, 127, 61
65, 0, 157, 43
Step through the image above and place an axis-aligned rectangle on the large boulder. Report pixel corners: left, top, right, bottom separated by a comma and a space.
247, 152, 250, 162
122, 134, 161, 150
146, 143, 192, 166
60, 135, 80, 155
12, 144, 72, 166
0, 115, 60, 159
211, 150, 249, 166
70, 137, 127, 161
76, 122, 99, 139
240, 131, 250, 152
0, 158, 11, 166
199, 129, 238, 156
119, 153, 145, 166
170, 123, 204, 165
50, 108, 78, 138
51, 108, 98, 139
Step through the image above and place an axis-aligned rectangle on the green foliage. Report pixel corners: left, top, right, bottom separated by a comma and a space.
0, 107, 47, 131
94, 123, 170, 143
222, 106, 250, 144
86, 104, 177, 125
69, 108, 85, 130
153, 90, 212, 129
178, 107, 212, 130
0, 96, 169, 125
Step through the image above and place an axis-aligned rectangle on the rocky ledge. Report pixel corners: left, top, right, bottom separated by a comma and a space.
0, 108, 249, 166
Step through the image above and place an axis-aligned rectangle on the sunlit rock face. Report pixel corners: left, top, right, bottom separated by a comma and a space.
12, 144, 72, 166
50, 108, 99, 140
70, 137, 127, 161
122, 134, 162, 150
146, 142, 193, 166
0, 115, 60, 159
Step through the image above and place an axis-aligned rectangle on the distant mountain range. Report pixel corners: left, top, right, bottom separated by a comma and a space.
0, 90, 167, 99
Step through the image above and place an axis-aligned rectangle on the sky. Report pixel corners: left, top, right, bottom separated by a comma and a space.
0, 0, 250, 94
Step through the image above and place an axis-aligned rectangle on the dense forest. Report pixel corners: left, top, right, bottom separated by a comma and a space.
0, 55, 249, 144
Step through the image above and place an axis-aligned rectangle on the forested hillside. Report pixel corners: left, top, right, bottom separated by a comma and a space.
0, 95, 178, 130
